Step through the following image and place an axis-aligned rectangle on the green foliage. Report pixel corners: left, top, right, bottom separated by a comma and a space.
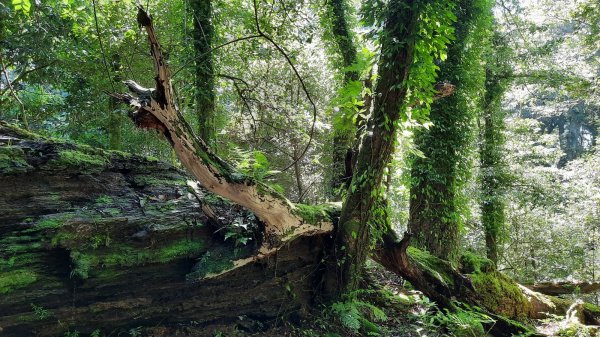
64, 330, 80, 337
30, 303, 51, 320
330, 295, 387, 336
11, 0, 31, 15
128, 326, 142, 337
222, 214, 256, 250
430, 305, 494, 337
231, 148, 278, 182
405, 1, 457, 122
294, 204, 332, 225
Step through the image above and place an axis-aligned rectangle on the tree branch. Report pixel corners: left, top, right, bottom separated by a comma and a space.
110, 6, 332, 279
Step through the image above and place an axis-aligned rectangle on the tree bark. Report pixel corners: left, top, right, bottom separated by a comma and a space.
523, 282, 600, 296
480, 31, 511, 264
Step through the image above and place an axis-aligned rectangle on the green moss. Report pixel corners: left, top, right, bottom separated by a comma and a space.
156, 239, 205, 262
407, 247, 456, 287
0, 146, 32, 174
469, 271, 531, 318
294, 203, 332, 225
133, 175, 187, 187
95, 195, 113, 205
0, 269, 38, 293
460, 252, 495, 274
584, 303, 600, 315
70, 238, 205, 279
557, 323, 599, 337
35, 216, 64, 230
49, 149, 107, 170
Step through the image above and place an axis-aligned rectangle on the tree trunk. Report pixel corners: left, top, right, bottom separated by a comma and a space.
335, 0, 420, 293
408, 0, 491, 262
480, 31, 510, 264
190, 0, 216, 144
325, 0, 360, 200
108, 54, 122, 151
0, 123, 327, 337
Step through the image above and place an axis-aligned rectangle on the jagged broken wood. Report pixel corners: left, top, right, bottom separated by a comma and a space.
109, 7, 332, 271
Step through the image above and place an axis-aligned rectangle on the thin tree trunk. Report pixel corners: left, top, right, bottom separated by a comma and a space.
108, 53, 122, 150
326, 0, 359, 200
190, 0, 216, 144
480, 32, 510, 264
335, 0, 420, 293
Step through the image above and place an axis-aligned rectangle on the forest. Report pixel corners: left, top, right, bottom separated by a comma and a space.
0, 0, 598, 336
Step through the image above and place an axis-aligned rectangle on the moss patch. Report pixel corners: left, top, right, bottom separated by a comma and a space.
70, 238, 206, 279
0, 146, 32, 174
294, 203, 333, 225
469, 270, 532, 319
35, 216, 64, 230
0, 269, 38, 293
407, 247, 456, 287
460, 251, 495, 274
47, 149, 107, 171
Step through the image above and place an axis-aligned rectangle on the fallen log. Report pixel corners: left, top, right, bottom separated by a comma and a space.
523, 282, 600, 296
374, 230, 600, 336
0, 124, 329, 337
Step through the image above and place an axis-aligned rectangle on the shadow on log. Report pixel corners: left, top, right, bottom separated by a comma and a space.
0, 123, 330, 336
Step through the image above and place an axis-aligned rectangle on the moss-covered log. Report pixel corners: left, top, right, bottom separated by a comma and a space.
373, 230, 600, 336
0, 123, 330, 336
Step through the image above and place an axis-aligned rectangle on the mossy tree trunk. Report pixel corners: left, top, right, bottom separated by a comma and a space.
408, 0, 491, 262
334, 0, 421, 293
374, 230, 600, 336
190, 0, 216, 145
323, 0, 360, 200
480, 32, 511, 264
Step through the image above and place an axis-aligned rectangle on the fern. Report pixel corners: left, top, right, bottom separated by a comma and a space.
330, 297, 386, 335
